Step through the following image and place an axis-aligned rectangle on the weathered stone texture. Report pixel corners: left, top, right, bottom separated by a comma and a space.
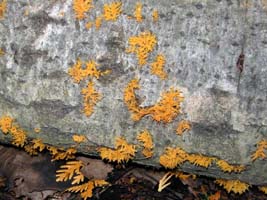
1, 0, 267, 184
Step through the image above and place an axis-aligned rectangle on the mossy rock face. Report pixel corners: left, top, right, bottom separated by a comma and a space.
0, 0, 267, 185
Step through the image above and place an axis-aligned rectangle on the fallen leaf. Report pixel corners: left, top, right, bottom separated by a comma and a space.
77, 157, 114, 180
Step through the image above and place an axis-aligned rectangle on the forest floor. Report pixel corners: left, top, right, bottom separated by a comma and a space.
0, 145, 266, 200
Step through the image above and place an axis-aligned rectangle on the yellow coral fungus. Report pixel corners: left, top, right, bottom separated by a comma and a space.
0, 0, 7, 19
85, 60, 109, 79
216, 159, 245, 173
157, 171, 196, 192
9, 125, 27, 147
81, 81, 102, 117
68, 58, 104, 83
60, 147, 77, 160
68, 58, 88, 83
251, 139, 267, 161
176, 120, 191, 135
0, 116, 13, 134
159, 145, 245, 172
208, 191, 221, 200
159, 147, 188, 169
0, 48, 4, 56
85, 21, 93, 29
215, 179, 249, 194
95, 16, 103, 30
72, 171, 85, 185
103, 2, 122, 21
134, 2, 142, 23
32, 138, 46, 152
73, 0, 93, 20
124, 79, 184, 123
259, 186, 267, 194
34, 127, 41, 133
68, 58, 108, 83
147, 87, 184, 123
46, 145, 59, 156
137, 130, 153, 150
152, 10, 159, 22
174, 171, 196, 181
137, 130, 154, 158
72, 134, 86, 143
123, 78, 141, 110
123, 78, 148, 120
56, 160, 84, 182
98, 137, 136, 163
187, 154, 215, 168
24, 144, 39, 156
50, 147, 77, 161
25, 139, 46, 156
67, 181, 94, 199
158, 172, 173, 192
67, 179, 109, 199
126, 31, 157, 65
141, 148, 153, 158
150, 54, 167, 80
55, 157, 109, 199
0, 116, 27, 147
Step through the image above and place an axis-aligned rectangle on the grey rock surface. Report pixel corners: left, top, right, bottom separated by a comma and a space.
1, 0, 267, 185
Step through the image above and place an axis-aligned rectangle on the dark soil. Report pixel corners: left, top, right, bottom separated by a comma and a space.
0, 145, 266, 200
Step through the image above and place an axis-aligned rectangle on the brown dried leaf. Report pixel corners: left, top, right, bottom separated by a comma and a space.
0, 145, 67, 198
78, 157, 114, 180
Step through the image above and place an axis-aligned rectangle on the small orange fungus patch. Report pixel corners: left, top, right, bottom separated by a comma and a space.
103, 2, 122, 21
98, 137, 136, 163
34, 128, 41, 133
0, 48, 4, 56
134, 2, 142, 23
0, 0, 7, 19
126, 31, 157, 65
150, 54, 167, 80
68, 59, 104, 83
51, 147, 77, 161
159, 147, 188, 169
187, 154, 215, 168
216, 159, 245, 173
81, 81, 102, 117
72, 134, 87, 143
137, 130, 154, 158
85, 21, 93, 29
95, 16, 103, 30
73, 0, 93, 20
149, 88, 184, 123
176, 120, 191, 135
251, 139, 267, 161
0, 116, 13, 134
0, 116, 27, 147
152, 10, 158, 22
